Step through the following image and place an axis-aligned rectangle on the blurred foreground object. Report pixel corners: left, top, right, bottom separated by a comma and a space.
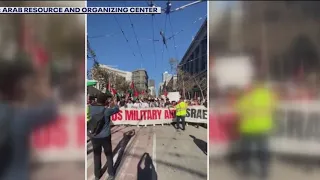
209, 1, 320, 179
0, 1, 85, 180
234, 77, 277, 179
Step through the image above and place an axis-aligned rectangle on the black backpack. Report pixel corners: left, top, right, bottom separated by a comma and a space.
0, 108, 13, 177
87, 107, 106, 138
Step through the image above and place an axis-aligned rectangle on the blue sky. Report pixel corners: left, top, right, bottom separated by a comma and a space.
87, 1, 207, 91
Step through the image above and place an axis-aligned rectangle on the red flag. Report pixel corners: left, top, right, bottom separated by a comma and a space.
32, 46, 49, 67
106, 77, 112, 92
106, 83, 110, 92
134, 91, 139, 97
111, 88, 117, 95
130, 81, 135, 89
21, 20, 48, 67
164, 89, 168, 97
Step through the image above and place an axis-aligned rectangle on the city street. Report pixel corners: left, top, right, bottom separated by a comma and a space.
87, 125, 207, 180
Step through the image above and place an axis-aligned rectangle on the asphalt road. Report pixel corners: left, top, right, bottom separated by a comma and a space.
87, 124, 207, 180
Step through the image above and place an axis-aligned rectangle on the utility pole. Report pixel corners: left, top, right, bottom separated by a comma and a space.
182, 79, 186, 98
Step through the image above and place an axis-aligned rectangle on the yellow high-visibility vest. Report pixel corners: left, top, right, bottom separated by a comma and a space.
175, 101, 188, 116
86, 105, 90, 122
235, 86, 277, 134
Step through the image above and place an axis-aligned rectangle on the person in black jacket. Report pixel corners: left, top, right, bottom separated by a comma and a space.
89, 93, 119, 180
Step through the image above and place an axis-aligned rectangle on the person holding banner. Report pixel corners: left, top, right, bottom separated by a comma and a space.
175, 97, 188, 131
235, 77, 277, 180
88, 93, 119, 180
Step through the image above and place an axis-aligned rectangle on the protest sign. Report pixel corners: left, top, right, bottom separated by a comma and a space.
111, 106, 207, 125
31, 105, 85, 162
209, 102, 320, 157
272, 102, 320, 156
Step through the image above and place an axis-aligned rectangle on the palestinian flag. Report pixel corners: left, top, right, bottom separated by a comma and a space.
128, 81, 135, 97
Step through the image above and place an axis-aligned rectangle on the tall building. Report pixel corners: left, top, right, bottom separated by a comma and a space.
178, 19, 207, 98
132, 69, 149, 92
148, 79, 156, 96
166, 75, 178, 92
148, 79, 155, 87
162, 71, 172, 83
179, 19, 207, 76
148, 86, 156, 96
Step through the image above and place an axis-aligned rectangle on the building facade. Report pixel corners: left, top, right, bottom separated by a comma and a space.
178, 19, 208, 98
166, 75, 178, 92
132, 69, 149, 92
158, 82, 164, 96
91, 64, 132, 92
148, 79, 156, 96
99, 64, 132, 81
148, 86, 156, 97
148, 79, 155, 87
162, 71, 172, 83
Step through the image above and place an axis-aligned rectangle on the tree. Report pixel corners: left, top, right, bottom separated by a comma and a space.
90, 67, 130, 94
114, 75, 130, 94
176, 69, 196, 99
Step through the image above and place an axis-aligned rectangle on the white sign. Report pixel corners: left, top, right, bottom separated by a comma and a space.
272, 102, 320, 156
212, 55, 254, 90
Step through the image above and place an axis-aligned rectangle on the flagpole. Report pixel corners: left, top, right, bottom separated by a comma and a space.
108, 76, 111, 93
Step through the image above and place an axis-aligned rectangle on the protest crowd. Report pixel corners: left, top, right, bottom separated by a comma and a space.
88, 96, 207, 108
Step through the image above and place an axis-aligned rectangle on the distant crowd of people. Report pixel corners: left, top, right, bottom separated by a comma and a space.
88, 96, 207, 108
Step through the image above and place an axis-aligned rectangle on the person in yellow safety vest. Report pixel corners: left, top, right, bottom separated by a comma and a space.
86, 104, 90, 122
175, 97, 188, 131
235, 78, 277, 180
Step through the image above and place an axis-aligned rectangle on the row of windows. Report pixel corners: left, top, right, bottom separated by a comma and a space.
181, 38, 207, 75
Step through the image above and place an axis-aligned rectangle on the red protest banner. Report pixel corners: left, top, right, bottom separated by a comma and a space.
31, 107, 85, 162
110, 107, 207, 125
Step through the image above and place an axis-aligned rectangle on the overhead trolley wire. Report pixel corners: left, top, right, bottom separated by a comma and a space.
88, 33, 119, 39
152, 15, 158, 68
147, 0, 160, 68
113, 15, 136, 58
127, 14, 144, 67
161, 14, 168, 65
168, 13, 178, 60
